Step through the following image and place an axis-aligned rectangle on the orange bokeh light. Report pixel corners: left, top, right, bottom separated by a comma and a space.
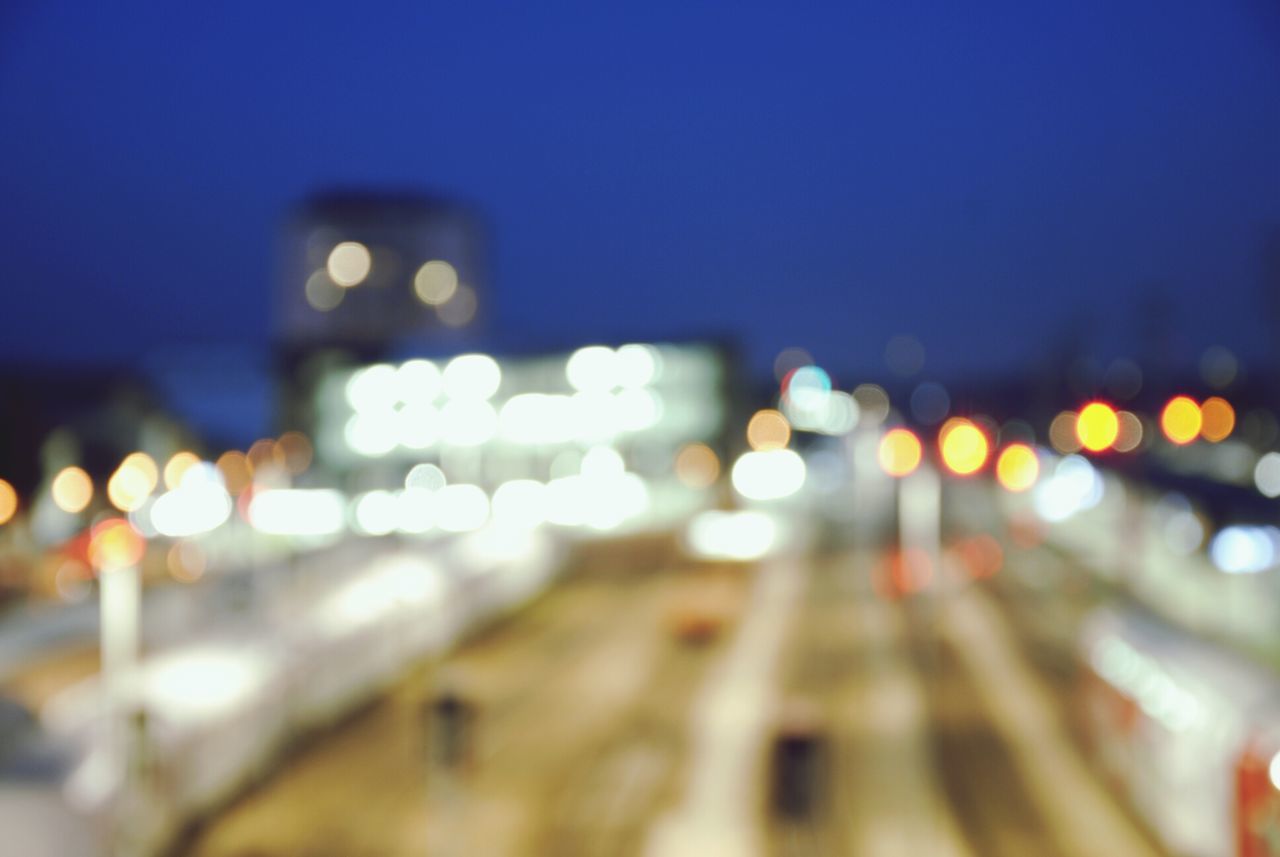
1075, 402, 1119, 453
878, 428, 923, 478
89, 518, 146, 573
995, 444, 1040, 492
1161, 396, 1201, 445
939, 418, 989, 476
1199, 397, 1235, 443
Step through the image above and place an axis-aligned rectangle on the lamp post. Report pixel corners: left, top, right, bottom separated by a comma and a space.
90, 518, 147, 857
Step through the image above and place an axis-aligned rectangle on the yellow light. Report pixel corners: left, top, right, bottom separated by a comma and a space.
51, 466, 93, 514
1200, 397, 1235, 443
0, 479, 17, 525
674, 442, 721, 489
413, 260, 459, 306
1075, 402, 1119, 453
995, 444, 1039, 492
163, 451, 200, 491
1161, 396, 1202, 445
326, 241, 372, 287
878, 428, 922, 477
939, 418, 989, 476
107, 452, 159, 512
746, 409, 791, 451
89, 518, 145, 573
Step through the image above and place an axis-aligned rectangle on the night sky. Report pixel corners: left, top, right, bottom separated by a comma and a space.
2, 2, 1278, 383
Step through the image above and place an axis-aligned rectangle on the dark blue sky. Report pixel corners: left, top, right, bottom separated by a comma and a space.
2, 1, 1278, 382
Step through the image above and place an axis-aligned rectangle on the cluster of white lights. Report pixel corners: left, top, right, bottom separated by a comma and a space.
147, 463, 233, 538
1209, 525, 1280, 575
340, 350, 668, 458
1032, 455, 1105, 523
337, 450, 650, 537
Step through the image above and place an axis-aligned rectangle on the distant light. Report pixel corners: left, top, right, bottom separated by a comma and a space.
163, 451, 200, 491
167, 541, 206, 583
51, 466, 93, 514
436, 484, 490, 532
436, 283, 478, 327
1161, 396, 1202, 445
731, 449, 807, 501
878, 428, 922, 478
405, 462, 447, 492
784, 365, 832, 411
1269, 751, 1280, 792
746, 409, 791, 451
615, 344, 660, 387
852, 384, 890, 426
1033, 455, 1104, 522
215, 451, 252, 496
443, 353, 502, 400
1210, 526, 1279, 574
327, 241, 372, 287
277, 431, 313, 475
491, 480, 547, 530
686, 510, 779, 561
346, 363, 399, 412
910, 382, 950, 426
345, 413, 398, 457
397, 359, 442, 404
1200, 346, 1238, 390
674, 442, 720, 489
1113, 411, 1144, 453
413, 260, 459, 306
88, 518, 145, 572
566, 346, 620, 393
0, 479, 16, 525
1048, 411, 1082, 454
247, 489, 345, 536
1075, 402, 1119, 453
107, 456, 156, 513
995, 444, 1040, 493
353, 490, 399, 536
1199, 397, 1235, 443
149, 475, 232, 538
440, 400, 498, 446
1255, 452, 1280, 498
304, 270, 344, 311
939, 418, 989, 476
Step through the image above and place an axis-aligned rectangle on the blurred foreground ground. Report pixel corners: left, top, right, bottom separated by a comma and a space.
172, 531, 1169, 857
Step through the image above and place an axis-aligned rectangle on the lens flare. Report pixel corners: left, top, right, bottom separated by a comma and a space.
878, 428, 922, 477
1199, 397, 1235, 443
995, 444, 1040, 492
1075, 402, 1119, 453
51, 466, 93, 514
0, 479, 17, 525
746, 409, 791, 451
1161, 396, 1201, 445
939, 418, 989, 476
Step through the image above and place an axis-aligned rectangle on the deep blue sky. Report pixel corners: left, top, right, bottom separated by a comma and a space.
2, 1, 1278, 383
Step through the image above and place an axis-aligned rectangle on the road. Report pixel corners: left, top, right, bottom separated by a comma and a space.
172, 520, 1171, 857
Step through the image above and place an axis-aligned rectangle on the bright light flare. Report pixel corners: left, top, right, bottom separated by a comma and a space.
939, 418, 989, 476
878, 428, 922, 477
247, 489, 346, 536
746, 409, 790, 451
995, 444, 1040, 492
1075, 402, 1119, 453
0, 479, 16, 525
730, 449, 806, 501
686, 510, 779, 561
89, 518, 145, 572
51, 466, 93, 514
1199, 397, 1235, 443
327, 241, 372, 287
1161, 396, 1201, 445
